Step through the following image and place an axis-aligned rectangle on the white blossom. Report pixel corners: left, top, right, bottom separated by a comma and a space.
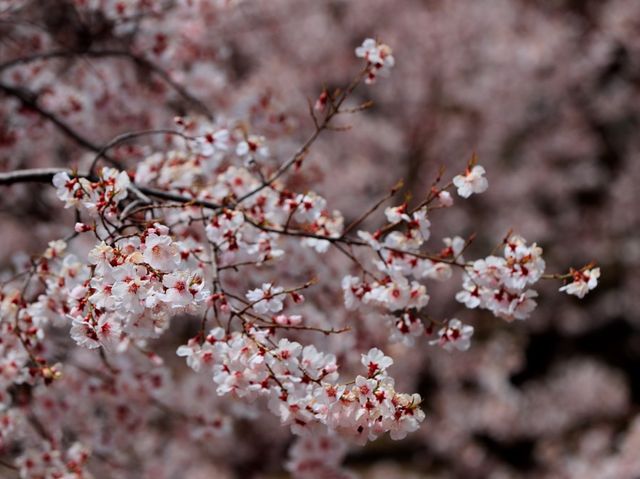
559, 267, 600, 298
453, 165, 489, 198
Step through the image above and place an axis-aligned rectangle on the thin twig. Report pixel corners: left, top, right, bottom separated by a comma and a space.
234, 68, 368, 205
88, 128, 195, 176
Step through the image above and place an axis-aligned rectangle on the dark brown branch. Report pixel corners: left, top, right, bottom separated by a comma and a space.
0, 457, 17, 471
0, 167, 222, 210
0, 167, 81, 185
137, 189, 221, 210
0, 82, 103, 152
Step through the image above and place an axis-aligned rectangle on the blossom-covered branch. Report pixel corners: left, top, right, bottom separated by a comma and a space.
0, 5, 606, 476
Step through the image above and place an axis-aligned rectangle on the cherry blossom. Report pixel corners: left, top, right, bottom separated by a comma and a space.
361, 348, 394, 377
160, 271, 209, 309
246, 283, 286, 315
560, 267, 601, 299
52, 167, 130, 218
142, 227, 181, 272
355, 38, 395, 84
430, 319, 474, 352
196, 128, 230, 157
236, 134, 269, 164
387, 312, 426, 346
453, 165, 489, 198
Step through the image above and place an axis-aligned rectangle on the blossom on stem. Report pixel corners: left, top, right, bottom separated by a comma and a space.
361, 348, 393, 377
430, 319, 474, 352
142, 228, 181, 272
453, 165, 488, 198
355, 38, 395, 84
559, 267, 600, 298
246, 283, 285, 314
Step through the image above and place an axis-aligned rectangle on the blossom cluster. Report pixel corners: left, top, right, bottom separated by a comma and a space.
355, 38, 395, 84
53, 168, 130, 220
456, 234, 546, 321
178, 328, 424, 444
21, 223, 210, 358
16, 443, 91, 479
73, 229, 208, 348
337, 197, 462, 347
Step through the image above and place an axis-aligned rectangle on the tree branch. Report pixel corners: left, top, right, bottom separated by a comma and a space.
0, 49, 213, 118
0, 167, 221, 210
0, 82, 103, 152
0, 168, 79, 185
88, 128, 195, 176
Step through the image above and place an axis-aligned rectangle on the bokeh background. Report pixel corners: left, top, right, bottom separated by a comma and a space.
1, 0, 639, 477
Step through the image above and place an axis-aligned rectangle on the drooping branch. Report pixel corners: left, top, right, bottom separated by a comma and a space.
0, 81, 132, 171
0, 82, 104, 153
